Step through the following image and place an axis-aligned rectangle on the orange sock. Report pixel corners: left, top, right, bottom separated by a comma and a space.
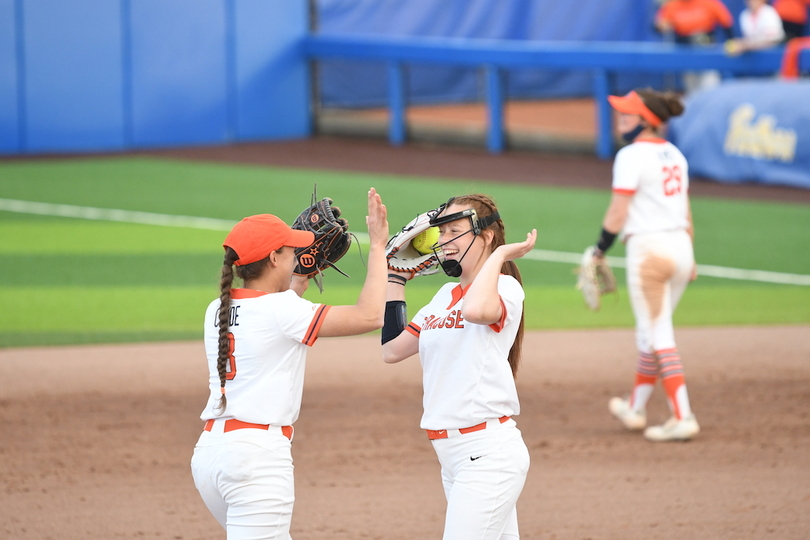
630, 351, 657, 411
657, 348, 691, 420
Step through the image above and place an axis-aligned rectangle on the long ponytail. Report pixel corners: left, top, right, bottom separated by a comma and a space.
214, 248, 239, 414
214, 248, 273, 414
449, 194, 525, 377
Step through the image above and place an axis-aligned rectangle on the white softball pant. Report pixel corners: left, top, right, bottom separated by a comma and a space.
432, 419, 530, 540
190, 426, 294, 540
625, 230, 694, 354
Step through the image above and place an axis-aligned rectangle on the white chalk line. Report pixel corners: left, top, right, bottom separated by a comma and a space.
522, 250, 810, 286
2, 198, 809, 286
0, 198, 235, 231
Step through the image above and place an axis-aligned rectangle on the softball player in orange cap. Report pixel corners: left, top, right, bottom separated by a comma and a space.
191, 189, 388, 539
596, 89, 700, 442
383, 194, 537, 540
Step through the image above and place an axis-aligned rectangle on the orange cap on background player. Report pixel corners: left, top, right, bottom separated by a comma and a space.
608, 91, 662, 127
224, 214, 314, 266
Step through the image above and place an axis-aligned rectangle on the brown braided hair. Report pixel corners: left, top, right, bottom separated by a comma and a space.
446, 194, 525, 377
214, 247, 272, 414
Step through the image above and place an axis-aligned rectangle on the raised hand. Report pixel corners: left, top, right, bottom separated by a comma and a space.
366, 187, 389, 248
496, 229, 537, 262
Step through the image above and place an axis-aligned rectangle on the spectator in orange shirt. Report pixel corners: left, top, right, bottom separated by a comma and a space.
655, 0, 735, 94
655, 0, 735, 44
774, 0, 810, 40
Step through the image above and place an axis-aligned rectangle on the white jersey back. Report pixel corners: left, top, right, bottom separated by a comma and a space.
406, 274, 524, 430
201, 288, 329, 426
612, 138, 690, 237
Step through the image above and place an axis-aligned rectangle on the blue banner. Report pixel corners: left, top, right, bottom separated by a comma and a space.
669, 80, 810, 189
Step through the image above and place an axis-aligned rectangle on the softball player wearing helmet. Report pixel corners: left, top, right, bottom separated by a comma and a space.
383, 194, 537, 540
595, 89, 700, 442
191, 189, 388, 540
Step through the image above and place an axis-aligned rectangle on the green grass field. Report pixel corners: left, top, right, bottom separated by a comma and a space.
1, 156, 808, 347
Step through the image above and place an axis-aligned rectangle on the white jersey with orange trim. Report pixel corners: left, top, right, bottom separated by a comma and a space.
200, 288, 330, 426
405, 274, 524, 431
612, 138, 690, 238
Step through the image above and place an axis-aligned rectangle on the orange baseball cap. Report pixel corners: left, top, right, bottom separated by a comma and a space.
607, 91, 662, 127
224, 214, 314, 266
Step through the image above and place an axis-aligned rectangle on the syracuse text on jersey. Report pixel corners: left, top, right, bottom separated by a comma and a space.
421, 310, 465, 330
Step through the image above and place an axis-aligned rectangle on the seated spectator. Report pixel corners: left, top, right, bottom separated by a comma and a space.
725, 0, 786, 55
655, 0, 735, 44
655, 0, 735, 93
773, 0, 810, 40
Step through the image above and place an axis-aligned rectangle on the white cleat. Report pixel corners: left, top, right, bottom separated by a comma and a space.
644, 414, 700, 442
608, 397, 647, 431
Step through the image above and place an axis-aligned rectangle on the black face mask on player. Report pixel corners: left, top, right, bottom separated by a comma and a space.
622, 120, 649, 143
428, 202, 500, 278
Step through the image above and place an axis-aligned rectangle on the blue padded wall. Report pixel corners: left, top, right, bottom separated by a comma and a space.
21, 0, 125, 152
235, 0, 310, 140
129, 1, 230, 146
317, 0, 666, 106
315, 0, 761, 107
0, 0, 19, 153
1, 0, 310, 155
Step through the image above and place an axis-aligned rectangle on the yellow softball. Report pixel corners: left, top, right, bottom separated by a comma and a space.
411, 227, 440, 255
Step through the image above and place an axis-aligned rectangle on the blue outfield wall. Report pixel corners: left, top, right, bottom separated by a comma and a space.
318, 0, 659, 107
235, 0, 311, 142
23, 0, 127, 152
0, 0, 19, 152
129, 1, 231, 147
0, 0, 310, 155
314, 0, 768, 107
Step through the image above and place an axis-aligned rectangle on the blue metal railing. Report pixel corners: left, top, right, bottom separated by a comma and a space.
304, 34, 806, 158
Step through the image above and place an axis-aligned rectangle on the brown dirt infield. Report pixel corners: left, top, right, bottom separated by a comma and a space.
2, 327, 809, 539
2, 135, 809, 539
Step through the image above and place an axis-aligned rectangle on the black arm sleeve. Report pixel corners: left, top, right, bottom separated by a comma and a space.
596, 227, 618, 254
382, 300, 407, 344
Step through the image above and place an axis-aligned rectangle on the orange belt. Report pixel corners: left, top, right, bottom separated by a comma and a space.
426, 416, 511, 440
204, 418, 293, 440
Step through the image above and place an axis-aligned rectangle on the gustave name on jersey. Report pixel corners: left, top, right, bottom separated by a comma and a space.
421, 309, 465, 331
213, 305, 241, 327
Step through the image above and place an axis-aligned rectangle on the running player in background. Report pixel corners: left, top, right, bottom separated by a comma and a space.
596, 89, 700, 442
382, 194, 537, 540
191, 189, 388, 539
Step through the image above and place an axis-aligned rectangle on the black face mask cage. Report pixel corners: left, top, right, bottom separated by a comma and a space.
429, 203, 501, 236
427, 201, 501, 277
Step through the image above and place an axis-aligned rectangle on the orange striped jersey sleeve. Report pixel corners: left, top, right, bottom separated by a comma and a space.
302, 305, 331, 346
405, 322, 421, 338
405, 322, 422, 337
